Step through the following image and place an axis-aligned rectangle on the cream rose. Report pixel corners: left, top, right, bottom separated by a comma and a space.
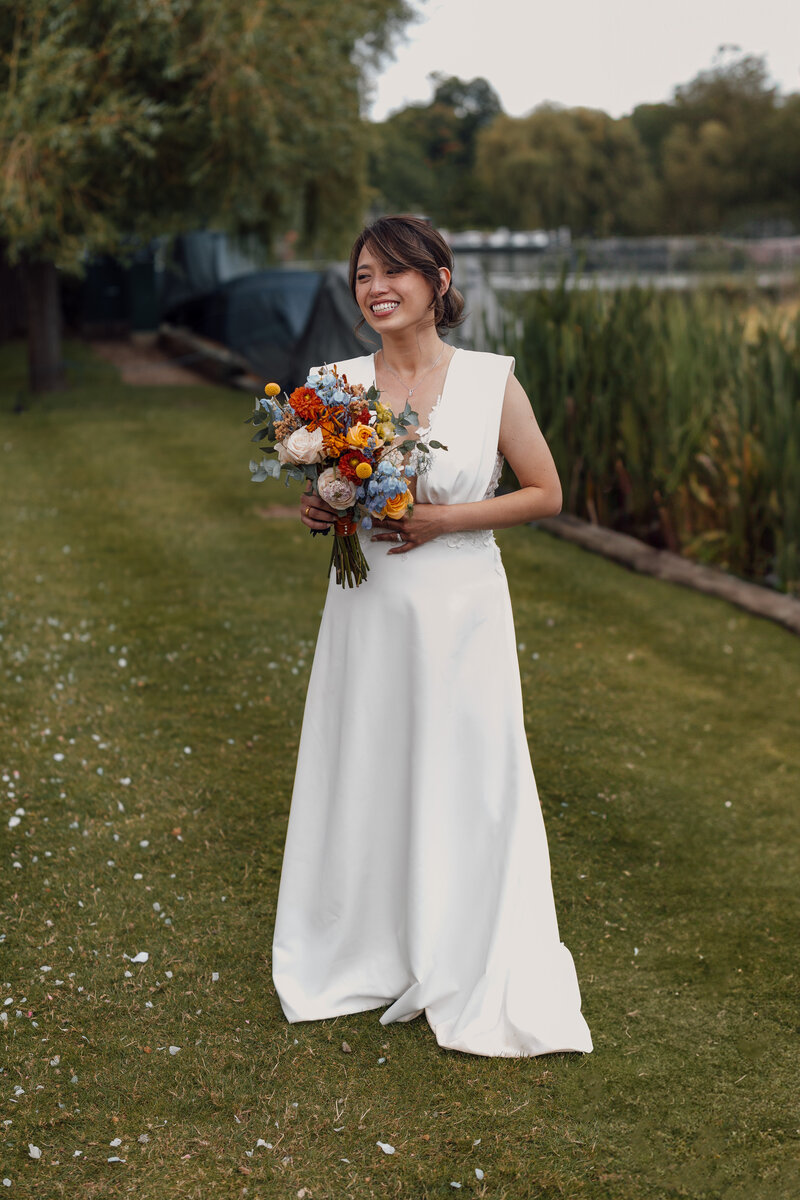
317, 467, 357, 510
277, 426, 325, 465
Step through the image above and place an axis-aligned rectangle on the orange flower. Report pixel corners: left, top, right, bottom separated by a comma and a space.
288, 386, 322, 421
321, 429, 349, 455
384, 490, 411, 520
346, 423, 378, 450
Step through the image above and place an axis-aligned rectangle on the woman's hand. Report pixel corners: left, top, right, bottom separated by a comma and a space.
370, 503, 450, 554
300, 484, 337, 532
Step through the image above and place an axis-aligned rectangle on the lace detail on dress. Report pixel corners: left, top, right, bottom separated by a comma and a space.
484, 451, 504, 499
437, 528, 497, 549
432, 451, 504, 550
416, 390, 444, 440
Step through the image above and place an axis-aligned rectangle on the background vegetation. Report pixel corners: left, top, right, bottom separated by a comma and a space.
369, 55, 800, 236
1, 347, 799, 1199
0, 0, 412, 388
492, 281, 800, 594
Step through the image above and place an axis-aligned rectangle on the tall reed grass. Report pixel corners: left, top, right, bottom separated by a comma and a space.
494, 279, 800, 594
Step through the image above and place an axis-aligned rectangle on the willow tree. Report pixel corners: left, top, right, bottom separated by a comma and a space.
0, 0, 410, 391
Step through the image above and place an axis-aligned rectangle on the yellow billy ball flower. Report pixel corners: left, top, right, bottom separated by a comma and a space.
355, 461, 373, 479
264, 382, 281, 397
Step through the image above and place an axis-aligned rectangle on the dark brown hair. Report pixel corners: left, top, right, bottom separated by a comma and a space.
348, 215, 465, 336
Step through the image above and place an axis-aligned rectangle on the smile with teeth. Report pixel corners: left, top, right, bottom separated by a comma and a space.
371, 301, 399, 313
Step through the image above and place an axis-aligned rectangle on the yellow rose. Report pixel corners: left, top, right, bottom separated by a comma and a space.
384, 490, 411, 520
346, 423, 378, 450
264, 382, 281, 397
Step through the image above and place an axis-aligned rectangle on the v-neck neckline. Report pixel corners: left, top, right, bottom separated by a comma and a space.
372, 346, 460, 434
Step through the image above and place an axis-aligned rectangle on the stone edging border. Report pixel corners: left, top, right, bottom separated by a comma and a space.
535, 514, 800, 637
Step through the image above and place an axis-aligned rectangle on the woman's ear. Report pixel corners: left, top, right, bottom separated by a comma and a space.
438, 267, 451, 296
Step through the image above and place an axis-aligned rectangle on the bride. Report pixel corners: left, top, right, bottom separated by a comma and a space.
271, 215, 593, 1057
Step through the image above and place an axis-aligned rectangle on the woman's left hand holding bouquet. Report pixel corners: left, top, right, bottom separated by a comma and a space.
371, 502, 451, 554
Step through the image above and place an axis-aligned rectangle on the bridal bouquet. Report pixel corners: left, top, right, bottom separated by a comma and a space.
247, 366, 445, 587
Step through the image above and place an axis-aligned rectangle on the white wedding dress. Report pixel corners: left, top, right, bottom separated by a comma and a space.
271, 348, 593, 1056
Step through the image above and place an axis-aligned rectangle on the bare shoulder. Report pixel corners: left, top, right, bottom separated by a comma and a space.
498, 370, 559, 495
500, 370, 540, 431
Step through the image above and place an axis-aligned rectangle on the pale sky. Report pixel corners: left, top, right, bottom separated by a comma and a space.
366, 0, 799, 120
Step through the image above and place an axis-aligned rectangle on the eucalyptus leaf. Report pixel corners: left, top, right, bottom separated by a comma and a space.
396, 401, 419, 427
250, 459, 280, 482
428, 440, 448, 450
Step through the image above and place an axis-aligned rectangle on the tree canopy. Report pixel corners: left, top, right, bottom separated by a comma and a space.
0, 0, 411, 389
370, 53, 800, 237
368, 74, 502, 227
0, 0, 412, 272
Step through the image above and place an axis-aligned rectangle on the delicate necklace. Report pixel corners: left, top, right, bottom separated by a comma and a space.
380, 347, 445, 398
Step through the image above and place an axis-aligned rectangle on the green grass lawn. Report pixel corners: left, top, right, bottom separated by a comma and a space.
1, 341, 799, 1199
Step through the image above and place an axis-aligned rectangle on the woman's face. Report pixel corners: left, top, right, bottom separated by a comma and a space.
354, 245, 447, 336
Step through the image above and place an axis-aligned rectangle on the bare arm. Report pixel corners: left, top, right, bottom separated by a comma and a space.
374, 372, 561, 553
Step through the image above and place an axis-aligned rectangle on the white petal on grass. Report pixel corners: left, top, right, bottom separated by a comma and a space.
2, 1179, 11, 1186
211, 972, 219, 982
129, 952, 149, 963
169, 1045, 180, 1055
28, 1145, 41, 1159
107, 1156, 126, 1163
8, 816, 20, 828
475, 1168, 485, 1180
109, 1137, 122, 1147
376, 1141, 395, 1155
183, 747, 192, 755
